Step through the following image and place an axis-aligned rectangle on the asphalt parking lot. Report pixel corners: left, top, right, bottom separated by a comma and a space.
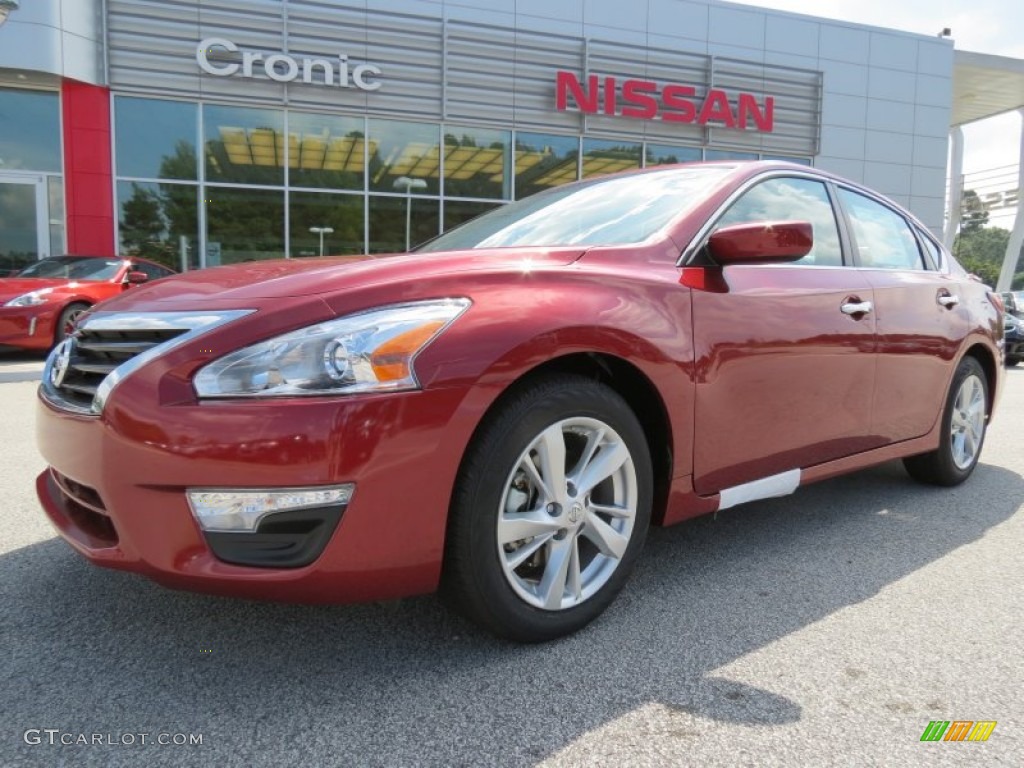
0, 351, 1021, 767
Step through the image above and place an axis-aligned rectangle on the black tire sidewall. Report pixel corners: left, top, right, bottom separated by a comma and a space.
451, 377, 653, 641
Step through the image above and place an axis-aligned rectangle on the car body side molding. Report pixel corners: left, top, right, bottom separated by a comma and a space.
717, 469, 801, 511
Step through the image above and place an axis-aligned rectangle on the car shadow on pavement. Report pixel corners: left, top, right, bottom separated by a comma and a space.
1, 461, 1020, 766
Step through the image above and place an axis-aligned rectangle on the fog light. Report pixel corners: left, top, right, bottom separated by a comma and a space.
186, 484, 354, 532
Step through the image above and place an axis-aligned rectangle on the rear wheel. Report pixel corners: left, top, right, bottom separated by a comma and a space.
903, 357, 988, 486
1006, 357, 1020, 368
55, 302, 89, 345
443, 375, 653, 642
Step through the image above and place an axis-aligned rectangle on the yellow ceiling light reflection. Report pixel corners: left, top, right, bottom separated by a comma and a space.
214, 125, 372, 173
532, 160, 578, 188
378, 142, 440, 180
581, 156, 641, 178
444, 146, 505, 180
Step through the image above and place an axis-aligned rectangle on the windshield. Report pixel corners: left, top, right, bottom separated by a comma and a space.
16, 256, 125, 281
417, 166, 733, 252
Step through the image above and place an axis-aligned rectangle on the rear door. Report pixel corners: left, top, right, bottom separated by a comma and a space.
690, 176, 879, 495
836, 188, 968, 442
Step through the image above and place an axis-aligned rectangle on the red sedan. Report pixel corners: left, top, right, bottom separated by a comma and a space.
35, 163, 1004, 641
0, 255, 175, 351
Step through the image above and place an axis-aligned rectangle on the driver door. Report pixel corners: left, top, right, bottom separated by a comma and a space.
690, 176, 879, 494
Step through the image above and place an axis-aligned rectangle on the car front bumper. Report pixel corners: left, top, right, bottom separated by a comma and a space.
0, 305, 56, 350
35, 383, 473, 603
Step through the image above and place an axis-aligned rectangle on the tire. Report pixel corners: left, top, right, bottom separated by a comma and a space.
1006, 357, 1020, 368
903, 357, 988, 486
442, 375, 653, 642
55, 302, 89, 345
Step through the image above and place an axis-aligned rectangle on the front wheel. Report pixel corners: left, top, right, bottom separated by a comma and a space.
443, 375, 653, 642
55, 302, 89, 345
903, 357, 988, 486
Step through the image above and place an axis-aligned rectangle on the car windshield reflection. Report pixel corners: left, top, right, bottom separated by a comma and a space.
17, 256, 124, 281
416, 166, 733, 251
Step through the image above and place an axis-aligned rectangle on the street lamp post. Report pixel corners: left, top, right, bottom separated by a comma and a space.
308, 226, 334, 258
0, 0, 20, 27
392, 176, 428, 251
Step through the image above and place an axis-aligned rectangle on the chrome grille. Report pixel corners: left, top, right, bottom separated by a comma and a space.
56, 328, 188, 409
39, 310, 254, 416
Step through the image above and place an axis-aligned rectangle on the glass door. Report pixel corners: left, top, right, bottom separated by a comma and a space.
0, 174, 49, 275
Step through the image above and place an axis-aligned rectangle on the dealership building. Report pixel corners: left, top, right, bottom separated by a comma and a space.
0, 0, 1022, 285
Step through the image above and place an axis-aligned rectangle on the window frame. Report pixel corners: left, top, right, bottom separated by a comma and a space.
912, 225, 945, 272
832, 184, 932, 272
681, 171, 853, 269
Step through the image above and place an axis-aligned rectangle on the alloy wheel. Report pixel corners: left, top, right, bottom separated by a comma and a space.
949, 373, 985, 470
496, 417, 638, 611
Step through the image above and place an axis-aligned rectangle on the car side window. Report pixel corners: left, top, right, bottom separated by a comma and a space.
132, 262, 174, 281
916, 229, 943, 271
838, 188, 924, 270
713, 177, 843, 266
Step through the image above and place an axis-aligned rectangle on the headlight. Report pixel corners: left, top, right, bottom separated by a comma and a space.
187, 484, 354, 532
194, 299, 471, 398
4, 289, 54, 307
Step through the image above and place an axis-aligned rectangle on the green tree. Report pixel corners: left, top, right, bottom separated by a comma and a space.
954, 225, 1009, 287
119, 183, 172, 265
959, 189, 989, 234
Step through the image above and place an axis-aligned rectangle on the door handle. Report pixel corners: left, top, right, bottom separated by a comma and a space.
841, 300, 873, 315
938, 294, 959, 308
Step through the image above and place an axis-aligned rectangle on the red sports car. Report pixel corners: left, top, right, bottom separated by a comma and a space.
35, 163, 1004, 641
0, 255, 175, 351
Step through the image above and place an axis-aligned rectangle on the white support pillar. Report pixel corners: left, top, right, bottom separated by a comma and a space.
944, 126, 965, 251
996, 108, 1024, 292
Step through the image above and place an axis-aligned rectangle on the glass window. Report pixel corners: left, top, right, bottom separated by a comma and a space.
705, 149, 757, 161
206, 187, 284, 265
444, 200, 502, 232
48, 177, 65, 257
18, 256, 123, 280
515, 133, 579, 199
838, 189, 924, 270
204, 105, 285, 185
0, 88, 61, 172
581, 139, 641, 179
916, 228, 944, 270
418, 167, 731, 251
645, 144, 701, 167
117, 181, 199, 271
368, 195, 439, 254
288, 111, 366, 191
115, 97, 198, 180
289, 192, 364, 257
130, 260, 176, 281
443, 126, 510, 200
0, 181, 41, 272
715, 177, 843, 267
368, 120, 440, 195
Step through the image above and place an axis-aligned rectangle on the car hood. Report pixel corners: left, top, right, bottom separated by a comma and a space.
97, 248, 587, 308
0, 277, 92, 303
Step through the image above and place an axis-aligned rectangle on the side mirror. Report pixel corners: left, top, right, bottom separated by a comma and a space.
125, 270, 149, 285
707, 221, 813, 265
